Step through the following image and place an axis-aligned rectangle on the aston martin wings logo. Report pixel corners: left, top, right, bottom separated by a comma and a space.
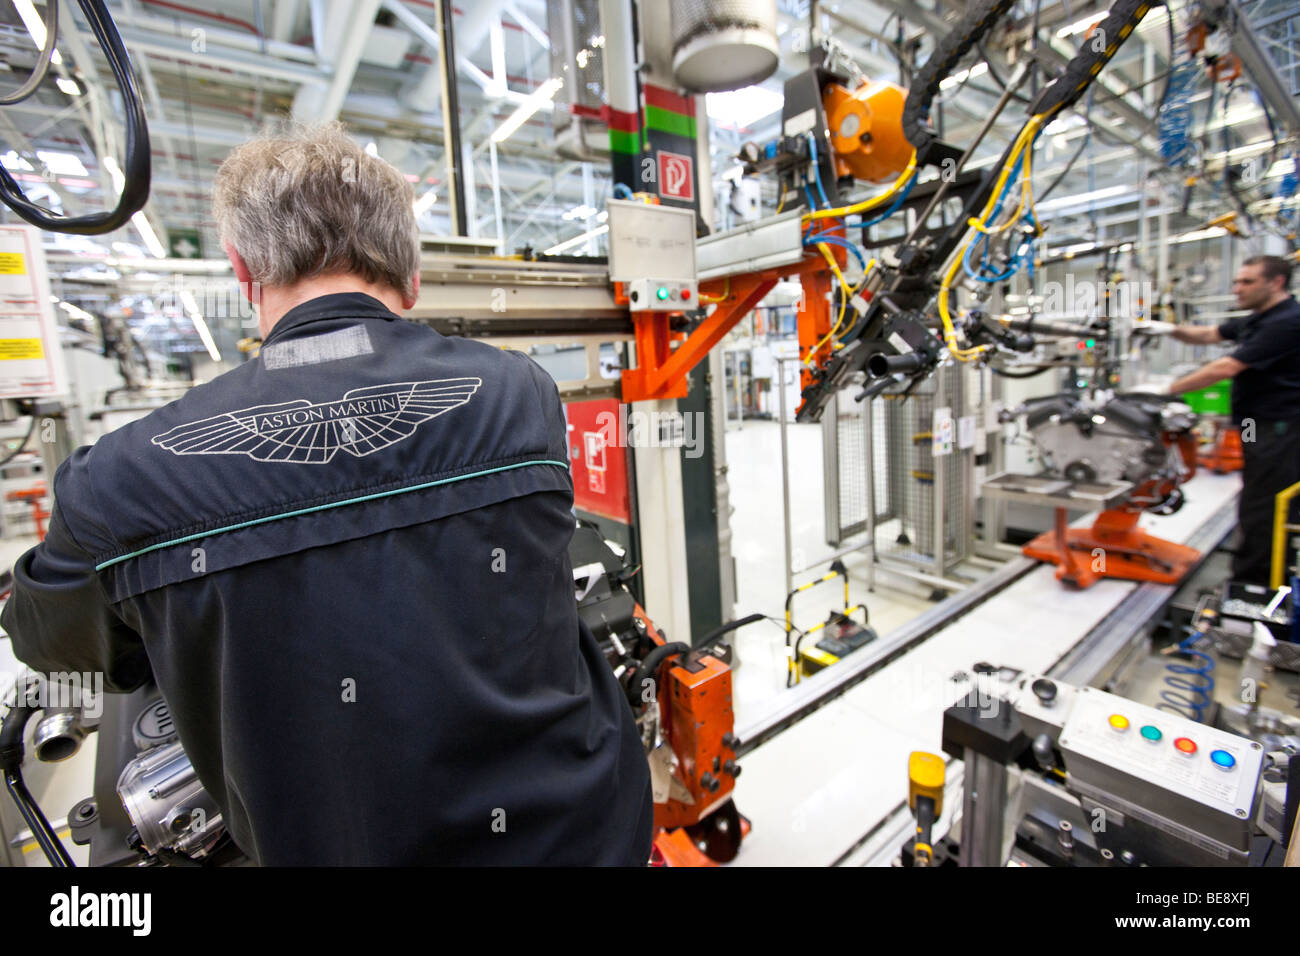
151, 378, 482, 463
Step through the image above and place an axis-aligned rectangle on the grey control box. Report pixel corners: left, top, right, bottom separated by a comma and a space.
1058, 687, 1263, 852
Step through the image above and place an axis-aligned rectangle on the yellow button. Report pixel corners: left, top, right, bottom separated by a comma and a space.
1108, 714, 1130, 731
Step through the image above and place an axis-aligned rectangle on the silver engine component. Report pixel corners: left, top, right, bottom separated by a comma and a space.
32, 709, 89, 763
116, 740, 225, 859
1014, 393, 1196, 487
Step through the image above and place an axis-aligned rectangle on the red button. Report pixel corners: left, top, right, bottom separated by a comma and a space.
681, 288, 691, 300
1174, 737, 1197, 755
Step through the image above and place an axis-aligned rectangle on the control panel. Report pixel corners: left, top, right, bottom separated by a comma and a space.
1057, 686, 1263, 850
627, 277, 698, 312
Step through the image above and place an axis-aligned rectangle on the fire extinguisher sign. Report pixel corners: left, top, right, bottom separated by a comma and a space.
657, 150, 694, 202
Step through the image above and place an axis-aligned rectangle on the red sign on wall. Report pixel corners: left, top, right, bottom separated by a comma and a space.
657, 150, 694, 201
565, 398, 631, 524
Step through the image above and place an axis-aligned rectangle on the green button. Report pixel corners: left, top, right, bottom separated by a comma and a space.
656, 287, 669, 300
1140, 725, 1162, 742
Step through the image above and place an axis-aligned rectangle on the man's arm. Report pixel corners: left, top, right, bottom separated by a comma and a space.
1, 469, 149, 692
1170, 324, 1224, 345
1168, 356, 1247, 396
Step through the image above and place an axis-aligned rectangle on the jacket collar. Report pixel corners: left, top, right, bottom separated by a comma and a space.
261, 292, 402, 346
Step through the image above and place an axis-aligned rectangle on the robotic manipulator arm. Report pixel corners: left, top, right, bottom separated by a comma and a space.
793, 0, 1158, 423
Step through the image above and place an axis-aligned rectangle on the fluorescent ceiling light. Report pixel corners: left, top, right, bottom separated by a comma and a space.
412, 188, 438, 217
56, 299, 94, 322
492, 77, 563, 144
940, 63, 988, 91
562, 203, 598, 221
706, 85, 784, 128
1, 151, 33, 172
543, 224, 608, 255
55, 77, 80, 96
1034, 184, 1133, 212
37, 150, 87, 176
13, 0, 63, 64
180, 289, 222, 362
1172, 227, 1228, 245
104, 156, 167, 258
1056, 12, 1106, 37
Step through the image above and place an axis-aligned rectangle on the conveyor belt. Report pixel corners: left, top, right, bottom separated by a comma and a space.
728, 472, 1241, 866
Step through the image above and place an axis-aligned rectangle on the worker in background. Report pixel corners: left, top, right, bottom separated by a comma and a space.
1, 124, 653, 865
1139, 255, 1300, 584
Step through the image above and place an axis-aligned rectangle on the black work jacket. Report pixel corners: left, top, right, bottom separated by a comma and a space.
2, 292, 652, 865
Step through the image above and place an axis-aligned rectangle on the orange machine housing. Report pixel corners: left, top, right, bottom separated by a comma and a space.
630, 605, 745, 865
654, 649, 736, 830
822, 79, 912, 184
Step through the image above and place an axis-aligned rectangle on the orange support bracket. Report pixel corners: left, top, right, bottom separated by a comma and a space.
618, 232, 848, 404
1023, 506, 1200, 589
620, 272, 779, 402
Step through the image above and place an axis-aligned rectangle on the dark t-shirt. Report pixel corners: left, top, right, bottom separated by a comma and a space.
1218, 295, 1300, 424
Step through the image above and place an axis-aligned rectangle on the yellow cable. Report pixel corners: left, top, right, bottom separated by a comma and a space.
698, 276, 730, 304
805, 243, 854, 365
804, 151, 918, 223
939, 116, 1050, 361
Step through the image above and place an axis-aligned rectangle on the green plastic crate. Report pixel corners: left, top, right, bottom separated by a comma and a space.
1183, 379, 1232, 416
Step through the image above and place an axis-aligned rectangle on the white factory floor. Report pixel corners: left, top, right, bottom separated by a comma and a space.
729, 468, 1242, 866
723, 418, 958, 726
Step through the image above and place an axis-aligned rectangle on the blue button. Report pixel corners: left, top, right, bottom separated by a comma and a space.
1210, 749, 1236, 770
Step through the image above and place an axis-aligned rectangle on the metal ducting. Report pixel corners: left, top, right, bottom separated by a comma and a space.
549, 0, 611, 162
670, 0, 780, 93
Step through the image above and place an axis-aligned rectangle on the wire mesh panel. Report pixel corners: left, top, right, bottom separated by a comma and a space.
823, 387, 870, 544
822, 366, 973, 577
875, 365, 971, 576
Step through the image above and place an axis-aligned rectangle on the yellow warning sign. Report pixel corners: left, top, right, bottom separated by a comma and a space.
0, 338, 44, 360
0, 253, 26, 275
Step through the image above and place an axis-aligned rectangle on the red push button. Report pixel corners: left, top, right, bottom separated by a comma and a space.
1173, 737, 1197, 755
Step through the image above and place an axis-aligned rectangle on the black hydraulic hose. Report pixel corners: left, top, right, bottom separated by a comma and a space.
6, 773, 74, 867
627, 642, 690, 707
697, 614, 766, 645
0, 702, 75, 867
901, 0, 1018, 160
1028, 0, 1155, 117
991, 365, 1054, 378
0, 0, 150, 233
0, 0, 58, 106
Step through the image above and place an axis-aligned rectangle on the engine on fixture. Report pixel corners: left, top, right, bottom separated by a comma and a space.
1013, 392, 1199, 512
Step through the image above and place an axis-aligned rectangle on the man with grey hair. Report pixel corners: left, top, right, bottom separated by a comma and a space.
2, 124, 653, 865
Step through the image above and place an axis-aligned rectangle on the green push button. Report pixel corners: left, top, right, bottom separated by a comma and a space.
1140, 725, 1162, 742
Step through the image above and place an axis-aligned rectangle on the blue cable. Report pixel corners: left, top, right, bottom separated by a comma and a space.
1158, 628, 1216, 722
612, 182, 635, 200
803, 233, 867, 272
962, 142, 1044, 284
858, 172, 918, 230
806, 132, 831, 209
